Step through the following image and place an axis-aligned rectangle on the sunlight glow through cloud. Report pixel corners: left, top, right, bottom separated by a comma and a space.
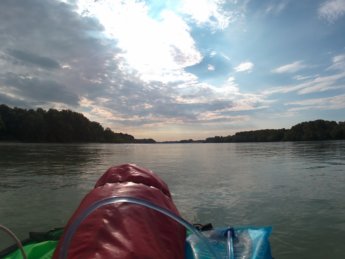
77, 0, 202, 82
179, 0, 231, 29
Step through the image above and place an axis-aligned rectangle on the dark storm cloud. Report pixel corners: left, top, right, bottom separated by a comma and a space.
0, 93, 30, 108
2, 73, 79, 106
149, 99, 233, 120
0, 0, 118, 106
102, 79, 234, 123
0, 0, 103, 46
7, 49, 61, 70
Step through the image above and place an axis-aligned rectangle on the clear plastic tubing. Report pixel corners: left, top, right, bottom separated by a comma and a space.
59, 196, 221, 259
226, 228, 234, 259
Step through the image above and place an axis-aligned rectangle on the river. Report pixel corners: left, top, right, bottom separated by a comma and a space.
0, 141, 344, 258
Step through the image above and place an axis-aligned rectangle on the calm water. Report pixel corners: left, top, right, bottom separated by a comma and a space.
0, 141, 345, 258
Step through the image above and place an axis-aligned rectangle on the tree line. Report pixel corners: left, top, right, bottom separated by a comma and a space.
205, 120, 345, 143
1, 104, 343, 143
0, 104, 155, 143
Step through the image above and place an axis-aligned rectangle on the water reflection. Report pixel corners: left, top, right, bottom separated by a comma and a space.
290, 141, 345, 164
0, 142, 345, 258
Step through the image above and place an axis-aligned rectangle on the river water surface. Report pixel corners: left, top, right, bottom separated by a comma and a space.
0, 141, 345, 258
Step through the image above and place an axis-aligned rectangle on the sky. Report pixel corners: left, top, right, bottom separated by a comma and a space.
0, 0, 345, 141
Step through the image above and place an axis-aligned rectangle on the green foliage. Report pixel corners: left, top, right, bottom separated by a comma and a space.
284, 120, 339, 141
0, 104, 137, 143
104, 128, 135, 143
135, 138, 156, 143
206, 120, 345, 143
0, 114, 5, 135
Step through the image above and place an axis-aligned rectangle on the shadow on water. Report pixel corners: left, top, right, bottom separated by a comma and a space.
0, 143, 102, 174
0, 143, 112, 248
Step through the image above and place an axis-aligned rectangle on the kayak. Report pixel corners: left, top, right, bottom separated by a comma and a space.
1, 164, 272, 259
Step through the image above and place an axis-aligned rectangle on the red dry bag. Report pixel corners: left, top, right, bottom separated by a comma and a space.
53, 164, 185, 259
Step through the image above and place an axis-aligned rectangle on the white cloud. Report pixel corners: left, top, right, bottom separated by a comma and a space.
207, 64, 215, 71
265, 2, 288, 15
297, 83, 341, 94
328, 54, 345, 70
319, 0, 345, 22
297, 72, 345, 94
196, 112, 249, 123
265, 71, 345, 95
170, 76, 269, 117
268, 55, 345, 95
179, 0, 231, 30
210, 51, 217, 57
293, 74, 318, 81
234, 61, 254, 72
286, 94, 345, 111
209, 77, 270, 112
272, 61, 306, 73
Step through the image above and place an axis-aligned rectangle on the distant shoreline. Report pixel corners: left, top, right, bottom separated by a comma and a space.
1, 104, 344, 143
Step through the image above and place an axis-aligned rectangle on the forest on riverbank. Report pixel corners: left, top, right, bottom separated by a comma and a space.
0, 105, 155, 143
205, 120, 345, 143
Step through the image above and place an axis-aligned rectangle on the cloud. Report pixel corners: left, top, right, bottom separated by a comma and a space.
179, 0, 232, 30
196, 113, 250, 124
265, 71, 345, 95
185, 52, 232, 82
234, 61, 254, 72
265, 1, 288, 15
328, 53, 345, 70
7, 49, 61, 70
77, 0, 202, 83
293, 74, 318, 81
207, 64, 215, 71
0, 0, 123, 106
0, 92, 29, 108
267, 54, 345, 95
286, 94, 345, 111
0, 0, 280, 140
1, 73, 79, 106
272, 61, 306, 73
70, 0, 266, 129
319, 0, 345, 22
